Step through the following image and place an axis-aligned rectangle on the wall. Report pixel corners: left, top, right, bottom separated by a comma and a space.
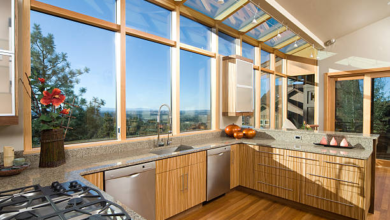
318, 16, 390, 131
0, 0, 24, 152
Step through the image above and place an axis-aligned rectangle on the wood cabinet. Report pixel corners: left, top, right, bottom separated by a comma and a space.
82, 172, 104, 190
156, 152, 206, 220
239, 144, 257, 189
230, 144, 240, 189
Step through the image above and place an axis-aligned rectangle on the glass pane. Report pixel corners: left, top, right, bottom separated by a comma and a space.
31, 11, 117, 147
0, 0, 13, 51
275, 56, 283, 73
335, 79, 363, 133
126, 0, 171, 39
287, 75, 315, 129
264, 30, 296, 47
218, 32, 235, 56
126, 36, 171, 138
261, 50, 270, 69
242, 42, 255, 61
275, 75, 283, 129
37, 0, 116, 23
180, 50, 211, 132
260, 72, 270, 129
279, 39, 306, 54
371, 77, 390, 160
184, 0, 238, 18
223, 3, 265, 30
180, 16, 211, 50
0, 54, 14, 115
246, 18, 282, 40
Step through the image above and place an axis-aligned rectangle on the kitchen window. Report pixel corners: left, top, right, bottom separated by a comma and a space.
180, 16, 212, 50
242, 42, 255, 61
261, 50, 270, 69
180, 50, 211, 132
260, 72, 271, 129
125, 36, 172, 138
30, 11, 117, 146
218, 32, 236, 56
275, 75, 284, 129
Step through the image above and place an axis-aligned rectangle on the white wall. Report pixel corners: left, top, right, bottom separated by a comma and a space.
318, 16, 390, 130
0, 0, 24, 152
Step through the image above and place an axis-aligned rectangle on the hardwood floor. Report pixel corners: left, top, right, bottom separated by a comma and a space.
169, 167, 390, 220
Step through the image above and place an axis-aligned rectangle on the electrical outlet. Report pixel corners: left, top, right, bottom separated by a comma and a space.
295, 135, 302, 140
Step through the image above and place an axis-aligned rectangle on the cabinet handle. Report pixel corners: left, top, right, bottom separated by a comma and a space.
324, 161, 361, 168
181, 174, 184, 191
257, 181, 293, 191
185, 173, 188, 190
306, 194, 354, 207
288, 155, 318, 161
306, 173, 358, 185
257, 163, 291, 171
256, 150, 283, 156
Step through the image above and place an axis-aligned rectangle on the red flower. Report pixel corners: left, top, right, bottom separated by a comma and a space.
60, 109, 70, 115
40, 88, 66, 107
38, 78, 45, 84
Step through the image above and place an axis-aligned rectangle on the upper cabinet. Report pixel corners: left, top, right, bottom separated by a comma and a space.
0, 0, 17, 125
222, 55, 254, 116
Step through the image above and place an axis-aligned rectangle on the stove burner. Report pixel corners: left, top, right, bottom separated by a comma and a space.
11, 196, 28, 205
67, 198, 83, 206
14, 212, 36, 220
88, 214, 105, 220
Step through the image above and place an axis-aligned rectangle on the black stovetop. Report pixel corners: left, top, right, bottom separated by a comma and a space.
0, 181, 131, 220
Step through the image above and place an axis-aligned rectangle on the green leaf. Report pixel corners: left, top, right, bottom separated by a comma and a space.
39, 114, 52, 122
41, 124, 53, 131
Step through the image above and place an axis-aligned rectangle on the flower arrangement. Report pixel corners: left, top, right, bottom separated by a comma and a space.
22, 73, 77, 136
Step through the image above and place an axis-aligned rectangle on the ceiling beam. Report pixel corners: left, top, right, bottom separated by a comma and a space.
215, 0, 249, 21
274, 35, 300, 49
286, 43, 310, 55
240, 14, 271, 33
258, 26, 286, 42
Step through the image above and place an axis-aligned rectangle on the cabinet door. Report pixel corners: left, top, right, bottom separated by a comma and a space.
239, 144, 257, 189
230, 145, 240, 189
83, 172, 104, 190
156, 168, 183, 220
186, 162, 206, 209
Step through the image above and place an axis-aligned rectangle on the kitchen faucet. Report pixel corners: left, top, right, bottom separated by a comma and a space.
157, 104, 172, 147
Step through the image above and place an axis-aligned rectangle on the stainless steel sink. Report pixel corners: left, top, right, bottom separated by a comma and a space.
149, 145, 194, 155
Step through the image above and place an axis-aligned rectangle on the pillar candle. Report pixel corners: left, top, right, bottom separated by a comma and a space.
3, 146, 15, 167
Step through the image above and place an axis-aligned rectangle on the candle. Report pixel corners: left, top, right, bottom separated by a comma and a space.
3, 146, 14, 167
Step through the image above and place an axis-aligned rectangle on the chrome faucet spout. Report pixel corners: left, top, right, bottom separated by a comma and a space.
157, 104, 172, 147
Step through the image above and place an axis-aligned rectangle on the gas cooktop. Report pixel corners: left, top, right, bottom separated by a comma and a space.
0, 181, 131, 220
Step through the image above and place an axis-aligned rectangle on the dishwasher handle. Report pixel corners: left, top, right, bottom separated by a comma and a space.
105, 161, 156, 181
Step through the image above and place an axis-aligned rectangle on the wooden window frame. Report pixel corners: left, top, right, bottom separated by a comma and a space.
22, 0, 318, 153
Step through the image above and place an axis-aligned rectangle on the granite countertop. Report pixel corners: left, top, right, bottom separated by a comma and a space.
0, 136, 374, 220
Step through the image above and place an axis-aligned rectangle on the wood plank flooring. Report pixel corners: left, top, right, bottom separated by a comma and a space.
169, 167, 390, 220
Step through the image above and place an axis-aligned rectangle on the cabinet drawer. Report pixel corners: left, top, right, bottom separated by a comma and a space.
255, 171, 300, 202
304, 182, 364, 203
256, 147, 285, 159
301, 190, 362, 219
305, 173, 362, 193
255, 158, 304, 180
322, 156, 365, 172
156, 151, 206, 173
306, 164, 364, 186
285, 151, 321, 166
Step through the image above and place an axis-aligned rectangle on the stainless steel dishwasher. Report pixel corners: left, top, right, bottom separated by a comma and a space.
207, 146, 231, 201
105, 161, 156, 220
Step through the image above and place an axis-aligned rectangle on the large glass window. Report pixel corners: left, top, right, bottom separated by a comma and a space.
180, 50, 211, 132
180, 16, 212, 50
218, 32, 235, 56
287, 75, 315, 129
335, 79, 363, 133
275, 56, 283, 73
261, 50, 270, 69
260, 72, 270, 128
30, 11, 117, 146
126, 36, 171, 138
36, 0, 116, 23
372, 77, 390, 160
242, 42, 255, 61
126, 0, 171, 39
275, 75, 284, 129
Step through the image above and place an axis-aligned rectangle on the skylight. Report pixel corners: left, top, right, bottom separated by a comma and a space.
184, 0, 238, 18
222, 3, 265, 30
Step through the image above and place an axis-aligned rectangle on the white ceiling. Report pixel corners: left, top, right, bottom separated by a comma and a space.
274, 0, 390, 42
